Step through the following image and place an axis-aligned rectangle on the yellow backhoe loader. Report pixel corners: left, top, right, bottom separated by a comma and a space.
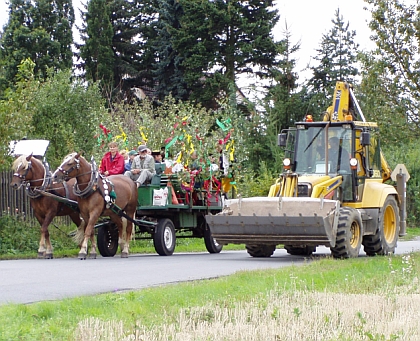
206, 81, 409, 258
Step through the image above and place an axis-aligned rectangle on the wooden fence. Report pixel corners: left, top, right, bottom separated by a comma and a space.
0, 171, 33, 219
0, 171, 72, 225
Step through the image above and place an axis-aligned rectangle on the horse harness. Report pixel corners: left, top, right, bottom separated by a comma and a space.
72, 158, 117, 209
16, 160, 75, 213
13, 159, 52, 199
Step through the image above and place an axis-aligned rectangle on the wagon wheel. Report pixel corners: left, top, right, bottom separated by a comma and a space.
97, 222, 118, 257
153, 218, 176, 256
204, 226, 223, 254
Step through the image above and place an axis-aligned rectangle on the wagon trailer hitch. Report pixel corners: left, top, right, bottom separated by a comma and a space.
106, 202, 157, 232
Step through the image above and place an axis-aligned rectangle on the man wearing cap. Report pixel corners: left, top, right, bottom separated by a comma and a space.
125, 150, 137, 172
124, 145, 155, 186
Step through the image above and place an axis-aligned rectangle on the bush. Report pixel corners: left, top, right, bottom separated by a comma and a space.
236, 162, 278, 198
0, 212, 80, 257
0, 213, 38, 254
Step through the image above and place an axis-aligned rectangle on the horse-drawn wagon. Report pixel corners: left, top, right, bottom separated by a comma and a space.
89, 157, 224, 257
95, 171, 223, 257
11, 141, 223, 258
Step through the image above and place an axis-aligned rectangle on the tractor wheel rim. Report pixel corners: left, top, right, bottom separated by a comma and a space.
350, 222, 360, 248
384, 205, 396, 243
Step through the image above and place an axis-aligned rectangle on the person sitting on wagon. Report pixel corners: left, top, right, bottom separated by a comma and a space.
99, 142, 125, 176
124, 150, 137, 172
124, 145, 155, 187
152, 150, 165, 175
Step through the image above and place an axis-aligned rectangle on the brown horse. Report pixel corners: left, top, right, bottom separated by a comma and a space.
10, 154, 85, 258
52, 152, 138, 259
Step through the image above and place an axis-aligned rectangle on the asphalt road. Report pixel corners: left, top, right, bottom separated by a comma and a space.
1, 240, 420, 306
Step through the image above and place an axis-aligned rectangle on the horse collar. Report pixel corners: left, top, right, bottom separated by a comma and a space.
26, 161, 52, 199
102, 177, 117, 208
73, 160, 99, 198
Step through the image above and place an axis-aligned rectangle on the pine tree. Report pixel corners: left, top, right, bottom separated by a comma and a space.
307, 8, 359, 117
169, 0, 280, 108
77, 0, 157, 102
79, 0, 114, 93
0, 0, 74, 95
152, 0, 189, 101
247, 29, 307, 172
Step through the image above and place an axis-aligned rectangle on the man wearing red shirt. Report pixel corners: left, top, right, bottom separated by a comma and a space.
99, 142, 125, 176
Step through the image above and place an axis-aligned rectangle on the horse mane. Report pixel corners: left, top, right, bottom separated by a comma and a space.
62, 152, 78, 162
12, 155, 30, 172
13, 154, 44, 172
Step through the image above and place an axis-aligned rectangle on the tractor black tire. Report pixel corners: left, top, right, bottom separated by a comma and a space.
246, 244, 276, 258
204, 227, 223, 254
330, 207, 363, 259
284, 245, 316, 256
153, 218, 176, 256
97, 222, 118, 257
363, 196, 399, 256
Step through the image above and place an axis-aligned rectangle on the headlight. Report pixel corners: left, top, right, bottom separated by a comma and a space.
350, 158, 358, 170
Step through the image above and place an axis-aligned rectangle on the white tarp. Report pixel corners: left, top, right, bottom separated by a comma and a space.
9, 140, 50, 157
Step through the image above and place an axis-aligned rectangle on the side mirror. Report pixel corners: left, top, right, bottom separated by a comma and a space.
278, 133, 287, 147
361, 131, 370, 146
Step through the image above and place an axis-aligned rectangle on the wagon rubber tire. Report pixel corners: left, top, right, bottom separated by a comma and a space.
97, 222, 118, 257
153, 218, 176, 256
363, 196, 400, 256
246, 244, 276, 258
204, 227, 223, 254
284, 245, 316, 256
330, 207, 363, 259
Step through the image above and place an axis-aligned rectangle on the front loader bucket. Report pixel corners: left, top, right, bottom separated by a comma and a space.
205, 197, 339, 247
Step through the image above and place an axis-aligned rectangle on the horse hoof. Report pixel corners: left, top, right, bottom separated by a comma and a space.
37, 252, 45, 259
78, 253, 87, 260
89, 253, 97, 259
45, 253, 53, 259
121, 252, 128, 258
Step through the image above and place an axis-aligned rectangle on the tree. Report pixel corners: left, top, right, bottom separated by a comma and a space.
0, 0, 74, 95
79, 0, 114, 93
77, 0, 158, 103
361, 0, 420, 139
169, 0, 280, 108
0, 59, 37, 168
245, 28, 308, 173
28, 69, 106, 167
152, 0, 189, 101
306, 8, 359, 117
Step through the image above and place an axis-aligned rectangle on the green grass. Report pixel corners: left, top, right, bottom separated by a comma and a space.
0, 252, 419, 340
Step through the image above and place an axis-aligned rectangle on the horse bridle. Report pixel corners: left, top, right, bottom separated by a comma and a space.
57, 158, 80, 177
13, 161, 32, 182
14, 159, 51, 198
